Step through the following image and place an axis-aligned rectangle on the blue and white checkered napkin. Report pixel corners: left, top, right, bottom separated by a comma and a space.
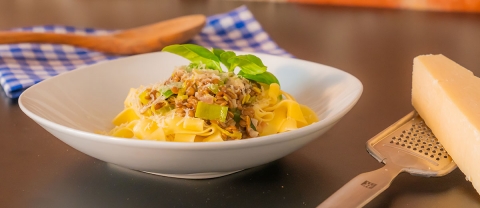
0, 5, 291, 99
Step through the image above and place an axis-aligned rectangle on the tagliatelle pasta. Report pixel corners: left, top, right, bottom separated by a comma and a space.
105, 44, 319, 142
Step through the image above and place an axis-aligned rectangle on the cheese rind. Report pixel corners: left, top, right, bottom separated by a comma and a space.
412, 54, 480, 195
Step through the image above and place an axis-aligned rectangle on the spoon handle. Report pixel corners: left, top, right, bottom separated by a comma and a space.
0, 32, 113, 51
0, 14, 206, 55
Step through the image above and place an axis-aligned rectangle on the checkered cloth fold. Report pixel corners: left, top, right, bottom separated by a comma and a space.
0, 5, 291, 98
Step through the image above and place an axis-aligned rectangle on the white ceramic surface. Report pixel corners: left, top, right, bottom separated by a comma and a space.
19, 51, 363, 179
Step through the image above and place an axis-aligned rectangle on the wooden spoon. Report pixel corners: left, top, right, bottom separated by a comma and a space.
0, 14, 206, 55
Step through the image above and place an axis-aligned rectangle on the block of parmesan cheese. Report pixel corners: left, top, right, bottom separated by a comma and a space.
412, 54, 480, 195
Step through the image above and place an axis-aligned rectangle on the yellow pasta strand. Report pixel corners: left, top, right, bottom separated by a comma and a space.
132, 118, 158, 140
203, 130, 224, 142
145, 127, 166, 141
268, 83, 281, 105
111, 127, 134, 138
299, 104, 319, 127
164, 116, 215, 136
174, 128, 215, 136
183, 117, 204, 132
253, 106, 274, 122
174, 133, 196, 142
285, 101, 307, 125
126, 120, 139, 129
263, 100, 307, 124
279, 117, 298, 132
112, 108, 140, 126
259, 103, 287, 136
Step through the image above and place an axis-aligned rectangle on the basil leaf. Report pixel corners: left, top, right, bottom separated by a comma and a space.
238, 71, 279, 85
162, 44, 222, 71
212, 48, 225, 59
213, 48, 236, 71
228, 54, 266, 75
222, 52, 237, 72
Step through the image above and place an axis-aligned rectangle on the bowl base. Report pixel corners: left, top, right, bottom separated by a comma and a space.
143, 170, 243, 179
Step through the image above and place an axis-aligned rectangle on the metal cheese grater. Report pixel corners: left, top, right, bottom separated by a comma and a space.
318, 111, 457, 208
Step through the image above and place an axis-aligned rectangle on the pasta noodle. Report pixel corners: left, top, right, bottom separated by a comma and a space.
105, 46, 318, 142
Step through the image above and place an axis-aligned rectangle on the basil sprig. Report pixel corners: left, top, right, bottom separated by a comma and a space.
238, 71, 279, 85
162, 44, 222, 71
162, 44, 279, 85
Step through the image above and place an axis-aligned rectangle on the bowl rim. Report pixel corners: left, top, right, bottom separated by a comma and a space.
18, 51, 363, 150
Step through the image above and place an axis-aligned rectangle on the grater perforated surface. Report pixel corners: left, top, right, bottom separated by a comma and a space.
367, 111, 456, 176
389, 119, 450, 161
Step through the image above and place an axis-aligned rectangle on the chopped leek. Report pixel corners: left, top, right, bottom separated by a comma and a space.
162, 89, 174, 98
209, 84, 219, 94
195, 101, 228, 122
155, 104, 174, 115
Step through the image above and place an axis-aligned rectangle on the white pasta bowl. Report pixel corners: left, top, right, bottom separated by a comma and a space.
19, 51, 362, 179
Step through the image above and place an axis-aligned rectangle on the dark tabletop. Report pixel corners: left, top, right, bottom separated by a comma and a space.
2, 1, 480, 207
